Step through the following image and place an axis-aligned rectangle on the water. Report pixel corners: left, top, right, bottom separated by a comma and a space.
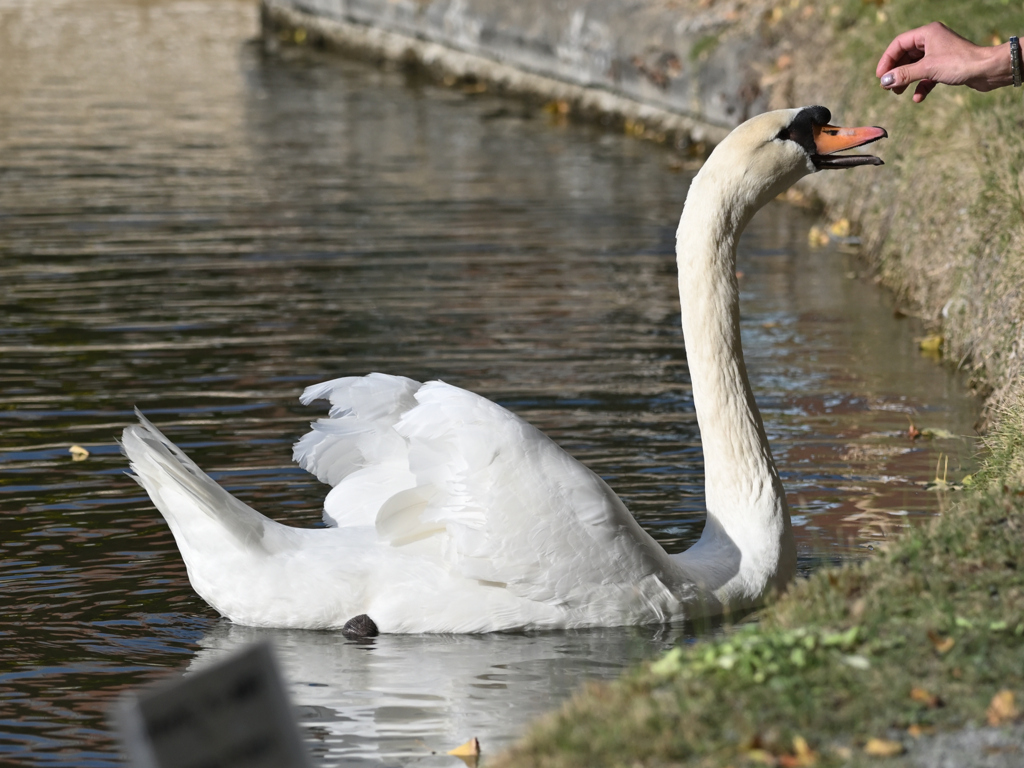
0, 0, 979, 764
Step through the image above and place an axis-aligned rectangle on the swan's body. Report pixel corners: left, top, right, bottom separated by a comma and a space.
123, 106, 885, 633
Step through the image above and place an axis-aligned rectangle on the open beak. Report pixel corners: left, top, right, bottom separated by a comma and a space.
812, 124, 887, 169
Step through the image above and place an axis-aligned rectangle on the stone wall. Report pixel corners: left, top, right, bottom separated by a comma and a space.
261, 0, 785, 148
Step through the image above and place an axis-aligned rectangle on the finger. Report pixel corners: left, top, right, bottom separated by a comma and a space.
876, 28, 928, 76
880, 59, 937, 91
880, 71, 909, 94
912, 80, 937, 102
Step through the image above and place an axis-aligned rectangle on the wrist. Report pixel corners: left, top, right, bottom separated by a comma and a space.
972, 41, 1015, 90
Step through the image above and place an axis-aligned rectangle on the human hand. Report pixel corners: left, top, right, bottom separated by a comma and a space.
876, 21, 1014, 102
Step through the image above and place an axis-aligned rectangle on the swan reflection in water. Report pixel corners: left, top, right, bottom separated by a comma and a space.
189, 624, 690, 764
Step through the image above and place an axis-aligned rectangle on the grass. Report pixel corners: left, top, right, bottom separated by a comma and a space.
490, 1, 1024, 765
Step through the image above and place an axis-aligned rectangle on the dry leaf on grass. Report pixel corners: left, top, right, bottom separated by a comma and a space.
863, 737, 904, 757
909, 687, 943, 708
778, 735, 817, 767
987, 690, 1019, 726
926, 629, 955, 654
745, 736, 817, 767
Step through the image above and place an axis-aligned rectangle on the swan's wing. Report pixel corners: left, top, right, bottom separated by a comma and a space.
292, 373, 421, 527
296, 375, 681, 609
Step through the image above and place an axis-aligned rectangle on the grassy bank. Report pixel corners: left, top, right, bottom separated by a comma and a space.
491, 1, 1024, 765
493, 482, 1024, 766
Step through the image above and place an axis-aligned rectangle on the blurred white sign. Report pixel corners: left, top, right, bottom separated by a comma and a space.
116, 641, 311, 768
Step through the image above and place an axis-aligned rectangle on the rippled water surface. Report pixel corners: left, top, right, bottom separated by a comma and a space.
0, 0, 979, 764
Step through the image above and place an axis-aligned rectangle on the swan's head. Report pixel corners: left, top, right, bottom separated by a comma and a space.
691, 106, 887, 218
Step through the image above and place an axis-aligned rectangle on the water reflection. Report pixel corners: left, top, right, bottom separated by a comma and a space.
194, 624, 689, 766
0, 0, 978, 764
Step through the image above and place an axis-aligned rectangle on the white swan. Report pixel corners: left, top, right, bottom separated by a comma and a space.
122, 106, 885, 634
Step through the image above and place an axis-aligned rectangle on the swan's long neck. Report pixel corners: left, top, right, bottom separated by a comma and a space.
673, 164, 795, 604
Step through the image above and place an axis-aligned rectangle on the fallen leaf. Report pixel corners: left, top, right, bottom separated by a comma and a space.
863, 737, 904, 757
927, 629, 955, 654
543, 100, 570, 115
828, 218, 850, 238
448, 738, 480, 756
745, 747, 777, 765
448, 737, 480, 765
987, 690, 1019, 726
778, 754, 813, 767
910, 687, 943, 708
69, 445, 90, 461
792, 736, 812, 757
918, 334, 943, 354
808, 225, 830, 248
776, 735, 817, 766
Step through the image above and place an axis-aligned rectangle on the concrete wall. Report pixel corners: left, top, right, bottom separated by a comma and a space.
262, 0, 781, 147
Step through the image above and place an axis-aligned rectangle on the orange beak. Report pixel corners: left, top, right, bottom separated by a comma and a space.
812, 124, 887, 168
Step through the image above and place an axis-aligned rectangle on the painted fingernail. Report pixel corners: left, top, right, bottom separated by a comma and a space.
880, 72, 895, 87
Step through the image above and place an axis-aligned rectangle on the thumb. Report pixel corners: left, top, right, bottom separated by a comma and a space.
880, 60, 935, 91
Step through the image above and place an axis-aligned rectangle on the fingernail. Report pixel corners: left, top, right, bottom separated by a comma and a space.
880, 72, 895, 87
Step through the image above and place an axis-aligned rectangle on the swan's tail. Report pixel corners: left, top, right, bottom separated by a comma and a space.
123, 411, 372, 629
121, 410, 270, 556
